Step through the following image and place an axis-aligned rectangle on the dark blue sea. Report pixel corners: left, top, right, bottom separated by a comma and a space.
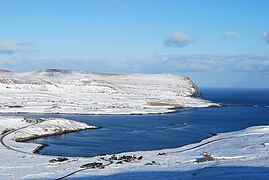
7, 88, 269, 157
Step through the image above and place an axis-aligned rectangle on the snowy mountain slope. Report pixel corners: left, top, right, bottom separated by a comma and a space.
0, 69, 218, 114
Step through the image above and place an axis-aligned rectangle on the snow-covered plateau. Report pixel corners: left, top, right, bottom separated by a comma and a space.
0, 69, 218, 115
1, 116, 269, 179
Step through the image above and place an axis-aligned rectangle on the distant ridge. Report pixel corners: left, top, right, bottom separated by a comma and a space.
37, 69, 73, 73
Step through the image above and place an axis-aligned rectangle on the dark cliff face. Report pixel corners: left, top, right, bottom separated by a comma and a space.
182, 76, 203, 98
190, 80, 203, 98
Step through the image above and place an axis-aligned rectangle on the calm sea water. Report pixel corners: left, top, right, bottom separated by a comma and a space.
6, 88, 269, 157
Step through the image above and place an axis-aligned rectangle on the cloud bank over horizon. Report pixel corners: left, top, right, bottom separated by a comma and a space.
1, 53, 268, 88
0, 40, 32, 55
0, 40, 34, 68
2, 53, 269, 74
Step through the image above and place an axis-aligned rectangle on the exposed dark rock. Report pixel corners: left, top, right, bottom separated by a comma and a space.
49, 157, 68, 163
32, 144, 48, 153
8, 105, 23, 108
144, 161, 157, 166
80, 162, 104, 169
116, 161, 123, 165
1, 128, 15, 135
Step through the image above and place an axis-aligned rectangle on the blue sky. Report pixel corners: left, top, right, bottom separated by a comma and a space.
0, 0, 269, 88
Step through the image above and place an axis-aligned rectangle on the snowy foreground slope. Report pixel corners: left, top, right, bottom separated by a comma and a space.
1, 116, 269, 179
0, 116, 97, 154
0, 69, 217, 114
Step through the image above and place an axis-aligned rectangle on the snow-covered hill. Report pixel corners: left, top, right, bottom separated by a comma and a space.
0, 69, 217, 114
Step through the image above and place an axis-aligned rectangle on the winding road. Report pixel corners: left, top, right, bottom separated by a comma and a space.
0, 118, 43, 155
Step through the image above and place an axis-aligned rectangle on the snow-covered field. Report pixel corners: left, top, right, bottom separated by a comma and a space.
0, 116, 269, 179
0, 69, 218, 115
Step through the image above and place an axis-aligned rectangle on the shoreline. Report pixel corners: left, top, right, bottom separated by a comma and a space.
0, 104, 222, 116
29, 130, 226, 158
1, 115, 269, 179
0, 104, 238, 158
14, 126, 100, 142
32, 144, 48, 154
0, 117, 98, 155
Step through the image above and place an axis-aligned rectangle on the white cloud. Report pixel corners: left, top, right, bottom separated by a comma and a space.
2, 53, 269, 74
156, 54, 269, 73
0, 40, 31, 55
164, 32, 193, 48
0, 40, 34, 70
37, 54, 269, 74
261, 32, 269, 44
224, 31, 239, 39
